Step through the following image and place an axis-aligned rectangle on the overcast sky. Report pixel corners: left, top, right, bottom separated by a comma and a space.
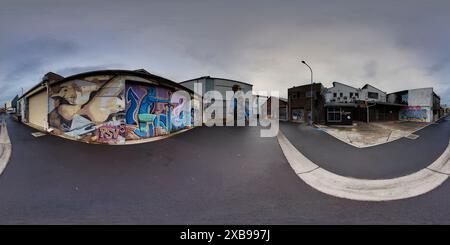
1, 0, 449, 104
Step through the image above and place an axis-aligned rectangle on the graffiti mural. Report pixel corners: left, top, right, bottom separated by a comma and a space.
48, 76, 126, 144
125, 83, 171, 139
97, 120, 126, 144
125, 83, 192, 140
292, 108, 304, 122
399, 106, 430, 122
49, 77, 193, 144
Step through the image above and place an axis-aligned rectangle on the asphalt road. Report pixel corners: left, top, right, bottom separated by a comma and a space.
1, 115, 450, 224
280, 117, 450, 179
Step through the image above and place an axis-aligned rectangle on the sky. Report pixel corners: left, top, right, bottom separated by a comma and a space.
0, 0, 449, 105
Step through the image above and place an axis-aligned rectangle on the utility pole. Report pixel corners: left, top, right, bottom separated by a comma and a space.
301, 60, 313, 125
366, 101, 376, 123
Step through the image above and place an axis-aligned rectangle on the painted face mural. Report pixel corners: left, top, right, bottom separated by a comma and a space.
48, 76, 126, 144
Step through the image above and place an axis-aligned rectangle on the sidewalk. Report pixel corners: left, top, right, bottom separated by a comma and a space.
280, 119, 450, 179
317, 121, 431, 148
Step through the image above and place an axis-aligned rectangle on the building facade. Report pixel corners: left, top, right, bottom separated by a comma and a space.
324, 82, 401, 125
260, 96, 288, 121
360, 84, 387, 102
288, 83, 326, 123
325, 82, 360, 104
388, 87, 441, 122
17, 70, 194, 144
180, 76, 253, 124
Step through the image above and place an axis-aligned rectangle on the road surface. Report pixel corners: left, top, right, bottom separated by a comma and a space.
1, 115, 450, 224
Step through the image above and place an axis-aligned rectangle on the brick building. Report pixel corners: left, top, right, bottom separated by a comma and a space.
288, 83, 325, 123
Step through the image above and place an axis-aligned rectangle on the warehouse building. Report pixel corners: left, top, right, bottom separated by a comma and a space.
17, 69, 194, 144
324, 82, 404, 125
259, 96, 288, 121
288, 83, 326, 123
180, 76, 253, 124
387, 87, 441, 122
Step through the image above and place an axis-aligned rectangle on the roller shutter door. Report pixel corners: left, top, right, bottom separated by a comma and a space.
28, 91, 48, 129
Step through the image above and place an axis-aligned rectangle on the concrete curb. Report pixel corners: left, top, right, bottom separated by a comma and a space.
0, 118, 12, 176
44, 126, 194, 145
277, 130, 450, 201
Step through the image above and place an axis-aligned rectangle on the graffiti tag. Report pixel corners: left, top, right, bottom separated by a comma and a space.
97, 124, 126, 143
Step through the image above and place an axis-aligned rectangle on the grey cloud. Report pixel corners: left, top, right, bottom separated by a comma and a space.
363, 60, 378, 79
0, 0, 449, 105
55, 64, 125, 77
0, 38, 79, 102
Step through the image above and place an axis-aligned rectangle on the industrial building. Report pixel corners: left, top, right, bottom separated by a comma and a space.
387, 88, 442, 122
180, 76, 253, 124
288, 83, 326, 123
324, 82, 402, 125
287, 81, 443, 125
17, 69, 194, 144
260, 96, 288, 121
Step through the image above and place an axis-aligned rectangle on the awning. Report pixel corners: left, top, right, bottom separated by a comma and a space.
324, 102, 358, 108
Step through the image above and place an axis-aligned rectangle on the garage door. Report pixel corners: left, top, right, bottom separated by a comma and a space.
28, 91, 48, 130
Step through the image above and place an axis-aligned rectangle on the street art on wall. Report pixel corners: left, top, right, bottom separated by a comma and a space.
48, 75, 126, 144
125, 83, 171, 139
49, 77, 193, 144
292, 109, 304, 122
125, 83, 192, 140
399, 106, 430, 122
96, 120, 127, 144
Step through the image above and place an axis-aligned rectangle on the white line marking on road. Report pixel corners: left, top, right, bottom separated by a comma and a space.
277, 130, 450, 201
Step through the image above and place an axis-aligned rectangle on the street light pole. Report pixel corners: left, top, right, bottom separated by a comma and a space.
301, 60, 313, 125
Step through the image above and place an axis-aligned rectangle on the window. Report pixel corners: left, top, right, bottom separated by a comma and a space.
339, 92, 343, 97
355, 93, 359, 98
368, 92, 379, 99
350, 92, 353, 97
333, 93, 337, 97
306, 91, 312, 97
327, 107, 341, 122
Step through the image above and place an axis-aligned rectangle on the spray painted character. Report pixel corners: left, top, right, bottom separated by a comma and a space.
126, 86, 171, 137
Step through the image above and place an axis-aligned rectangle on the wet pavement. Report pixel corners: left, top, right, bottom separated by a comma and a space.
1, 115, 450, 224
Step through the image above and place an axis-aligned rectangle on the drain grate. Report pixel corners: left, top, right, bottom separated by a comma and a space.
405, 134, 419, 140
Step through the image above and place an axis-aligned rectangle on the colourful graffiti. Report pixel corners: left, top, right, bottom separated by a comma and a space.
96, 121, 126, 144
399, 106, 430, 122
125, 84, 171, 139
49, 77, 192, 143
125, 83, 192, 140
48, 76, 125, 144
